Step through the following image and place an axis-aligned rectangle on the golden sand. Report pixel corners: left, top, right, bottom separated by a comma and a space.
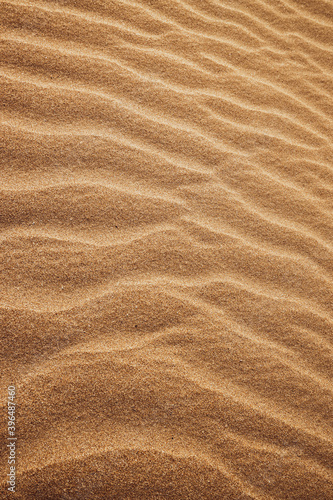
1, 0, 333, 498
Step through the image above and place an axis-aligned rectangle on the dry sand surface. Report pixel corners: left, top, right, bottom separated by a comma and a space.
1, 0, 333, 498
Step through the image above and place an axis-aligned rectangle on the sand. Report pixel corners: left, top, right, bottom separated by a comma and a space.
0, 0, 333, 498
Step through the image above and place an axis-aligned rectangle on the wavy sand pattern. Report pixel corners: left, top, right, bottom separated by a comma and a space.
1, 0, 333, 498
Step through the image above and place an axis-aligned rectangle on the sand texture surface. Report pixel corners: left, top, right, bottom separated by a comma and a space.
1, 0, 333, 498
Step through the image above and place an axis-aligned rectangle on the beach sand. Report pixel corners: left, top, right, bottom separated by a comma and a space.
1, 0, 333, 498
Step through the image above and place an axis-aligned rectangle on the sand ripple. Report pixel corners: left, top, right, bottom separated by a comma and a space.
1, 0, 333, 498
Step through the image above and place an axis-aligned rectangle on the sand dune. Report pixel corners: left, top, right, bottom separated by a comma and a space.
1, 0, 333, 498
